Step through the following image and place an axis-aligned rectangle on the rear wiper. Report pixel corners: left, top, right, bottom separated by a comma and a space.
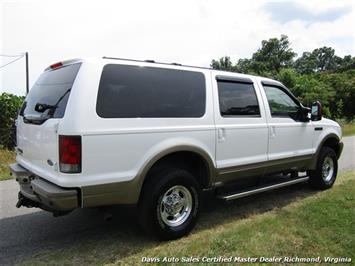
34, 88, 71, 114
34, 103, 57, 113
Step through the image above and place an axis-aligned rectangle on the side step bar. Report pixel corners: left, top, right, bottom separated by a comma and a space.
218, 176, 309, 201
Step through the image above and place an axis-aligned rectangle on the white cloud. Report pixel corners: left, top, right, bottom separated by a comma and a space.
0, 0, 354, 95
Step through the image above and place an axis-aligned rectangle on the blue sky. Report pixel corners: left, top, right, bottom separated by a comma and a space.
263, 2, 351, 23
0, 0, 354, 95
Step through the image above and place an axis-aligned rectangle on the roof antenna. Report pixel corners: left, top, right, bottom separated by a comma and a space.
25, 52, 29, 95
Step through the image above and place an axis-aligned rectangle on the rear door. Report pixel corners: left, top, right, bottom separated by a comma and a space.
212, 74, 269, 182
16, 62, 81, 177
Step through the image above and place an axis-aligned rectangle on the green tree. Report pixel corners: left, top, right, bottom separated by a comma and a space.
250, 34, 297, 76
210, 36, 355, 120
294, 47, 352, 74
234, 58, 254, 74
211, 35, 297, 77
294, 52, 317, 74
337, 55, 355, 72
311, 47, 340, 72
293, 75, 335, 117
316, 70, 355, 120
276, 68, 298, 89
210, 56, 235, 71
0, 93, 25, 149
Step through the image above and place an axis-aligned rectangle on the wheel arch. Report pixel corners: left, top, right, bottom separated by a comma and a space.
136, 145, 216, 201
309, 133, 342, 169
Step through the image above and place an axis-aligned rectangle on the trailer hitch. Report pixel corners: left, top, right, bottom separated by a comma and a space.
16, 192, 39, 208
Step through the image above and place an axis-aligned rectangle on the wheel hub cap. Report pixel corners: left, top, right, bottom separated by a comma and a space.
322, 156, 334, 182
159, 185, 193, 227
164, 193, 184, 215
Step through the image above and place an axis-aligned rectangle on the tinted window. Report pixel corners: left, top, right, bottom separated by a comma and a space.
217, 81, 260, 116
96, 64, 206, 118
264, 85, 299, 118
21, 63, 81, 119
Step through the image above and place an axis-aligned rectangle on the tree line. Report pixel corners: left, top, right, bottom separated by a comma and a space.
0, 93, 24, 149
210, 35, 355, 120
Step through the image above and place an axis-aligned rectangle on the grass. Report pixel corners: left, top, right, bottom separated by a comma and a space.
342, 123, 355, 137
20, 171, 355, 266
0, 148, 15, 181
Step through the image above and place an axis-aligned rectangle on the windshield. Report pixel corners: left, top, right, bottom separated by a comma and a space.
20, 63, 81, 121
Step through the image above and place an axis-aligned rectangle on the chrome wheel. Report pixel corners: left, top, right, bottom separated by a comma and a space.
322, 156, 334, 182
159, 185, 192, 227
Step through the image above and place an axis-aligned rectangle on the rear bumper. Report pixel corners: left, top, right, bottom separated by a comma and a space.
10, 163, 79, 212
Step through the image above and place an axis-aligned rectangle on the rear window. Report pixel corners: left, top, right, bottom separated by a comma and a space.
96, 64, 206, 118
21, 63, 81, 119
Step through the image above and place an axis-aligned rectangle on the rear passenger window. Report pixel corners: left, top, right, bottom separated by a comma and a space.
96, 64, 206, 118
217, 80, 260, 117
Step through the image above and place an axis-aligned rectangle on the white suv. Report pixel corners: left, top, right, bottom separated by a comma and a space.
10, 57, 343, 239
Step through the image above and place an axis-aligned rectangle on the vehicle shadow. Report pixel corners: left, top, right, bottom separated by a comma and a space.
0, 183, 317, 265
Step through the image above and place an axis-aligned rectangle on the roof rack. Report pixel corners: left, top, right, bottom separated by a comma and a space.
102, 56, 212, 70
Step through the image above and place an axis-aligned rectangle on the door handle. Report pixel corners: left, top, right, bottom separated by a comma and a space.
270, 126, 276, 138
218, 128, 226, 142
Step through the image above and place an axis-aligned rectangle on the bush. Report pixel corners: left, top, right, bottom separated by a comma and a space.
0, 93, 25, 149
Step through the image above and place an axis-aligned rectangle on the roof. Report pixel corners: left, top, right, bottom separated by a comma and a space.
44, 56, 281, 85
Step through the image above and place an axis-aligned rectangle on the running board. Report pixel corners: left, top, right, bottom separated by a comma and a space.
218, 176, 309, 201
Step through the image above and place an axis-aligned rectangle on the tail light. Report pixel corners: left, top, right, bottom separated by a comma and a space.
59, 135, 81, 173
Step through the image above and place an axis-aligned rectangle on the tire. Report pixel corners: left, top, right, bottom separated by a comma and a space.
138, 168, 200, 240
308, 146, 338, 190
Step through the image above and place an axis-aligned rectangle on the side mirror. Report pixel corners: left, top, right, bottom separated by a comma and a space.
311, 101, 323, 121
299, 106, 311, 122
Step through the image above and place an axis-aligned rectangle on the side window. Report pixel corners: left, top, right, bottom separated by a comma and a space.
263, 85, 299, 119
96, 64, 206, 118
217, 80, 260, 117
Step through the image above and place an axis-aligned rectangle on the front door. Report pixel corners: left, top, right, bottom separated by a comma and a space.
260, 82, 314, 174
